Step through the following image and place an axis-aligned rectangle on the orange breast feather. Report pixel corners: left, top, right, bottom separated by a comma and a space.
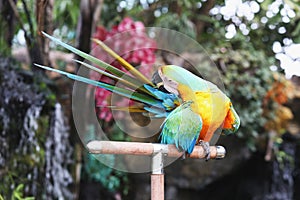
178, 84, 230, 143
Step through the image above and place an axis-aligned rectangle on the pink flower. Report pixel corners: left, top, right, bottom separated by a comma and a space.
91, 17, 156, 122
93, 26, 108, 41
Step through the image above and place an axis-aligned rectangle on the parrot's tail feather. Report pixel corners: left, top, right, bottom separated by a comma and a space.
97, 105, 167, 118
73, 59, 154, 97
97, 105, 147, 112
92, 38, 154, 86
34, 64, 164, 108
73, 59, 127, 85
144, 106, 168, 118
42, 32, 144, 87
39, 32, 180, 117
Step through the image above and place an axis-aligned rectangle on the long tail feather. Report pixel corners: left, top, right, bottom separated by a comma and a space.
74, 59, 137, 89
102, 105, 167, 117
42, 32, 144, 87
35, 64, 163, 107
74, 59, 155, 97
92, 38, 154, 86
144, 106, 168, 118
39, 33, 180, 117
98, 105, 147, 113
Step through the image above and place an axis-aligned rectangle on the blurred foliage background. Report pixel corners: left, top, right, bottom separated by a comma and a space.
1, 0, 300, 199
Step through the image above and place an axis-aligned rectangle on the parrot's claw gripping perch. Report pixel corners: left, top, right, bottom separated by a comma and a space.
181, 152, 192, 160
199, 141, 210, 161
181, 153, 187, 160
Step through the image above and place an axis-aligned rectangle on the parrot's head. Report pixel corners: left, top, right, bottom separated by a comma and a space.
222, 102, 240, 135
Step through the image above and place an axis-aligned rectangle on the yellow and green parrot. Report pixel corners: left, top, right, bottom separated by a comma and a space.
35, 32, 240, 159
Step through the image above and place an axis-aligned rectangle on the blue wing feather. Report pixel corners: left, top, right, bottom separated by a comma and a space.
187, 137, 197, 154
143, 84, 180, 110
160, 101, 202, 154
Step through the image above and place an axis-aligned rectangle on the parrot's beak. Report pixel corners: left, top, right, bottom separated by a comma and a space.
222, 105, 240, 135
230, 106, 240, 133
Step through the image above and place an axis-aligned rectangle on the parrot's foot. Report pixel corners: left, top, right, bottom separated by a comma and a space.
181, 152, 189, 160
199, 141, 210, 161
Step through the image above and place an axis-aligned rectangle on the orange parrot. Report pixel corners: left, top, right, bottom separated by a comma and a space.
35, 32, 240, 159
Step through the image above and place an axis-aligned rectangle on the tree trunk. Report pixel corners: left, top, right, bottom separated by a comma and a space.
0, 0, 16, 55
36, 0, 54, 67
75, 0, 103, 64
193, 0, 215, 38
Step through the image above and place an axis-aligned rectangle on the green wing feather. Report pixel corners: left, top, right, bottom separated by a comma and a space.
160, 101, 202, 154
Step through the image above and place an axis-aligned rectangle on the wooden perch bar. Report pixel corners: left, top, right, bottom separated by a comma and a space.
87, 140, 226, 200
87, 141, 226, 159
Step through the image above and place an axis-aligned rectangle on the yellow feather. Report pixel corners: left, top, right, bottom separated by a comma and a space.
92, 38, 154, 86
177, 84, 230, 142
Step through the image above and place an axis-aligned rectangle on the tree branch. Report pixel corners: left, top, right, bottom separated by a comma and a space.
75, 0, 104, 66
21, 0, 34, 35
193, 0, 215, 37
36, 0, 54, 66
92, 0, 104, 33
0, 0, 16, 53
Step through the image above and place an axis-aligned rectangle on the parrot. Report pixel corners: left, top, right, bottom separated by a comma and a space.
35, 32, 240, 159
